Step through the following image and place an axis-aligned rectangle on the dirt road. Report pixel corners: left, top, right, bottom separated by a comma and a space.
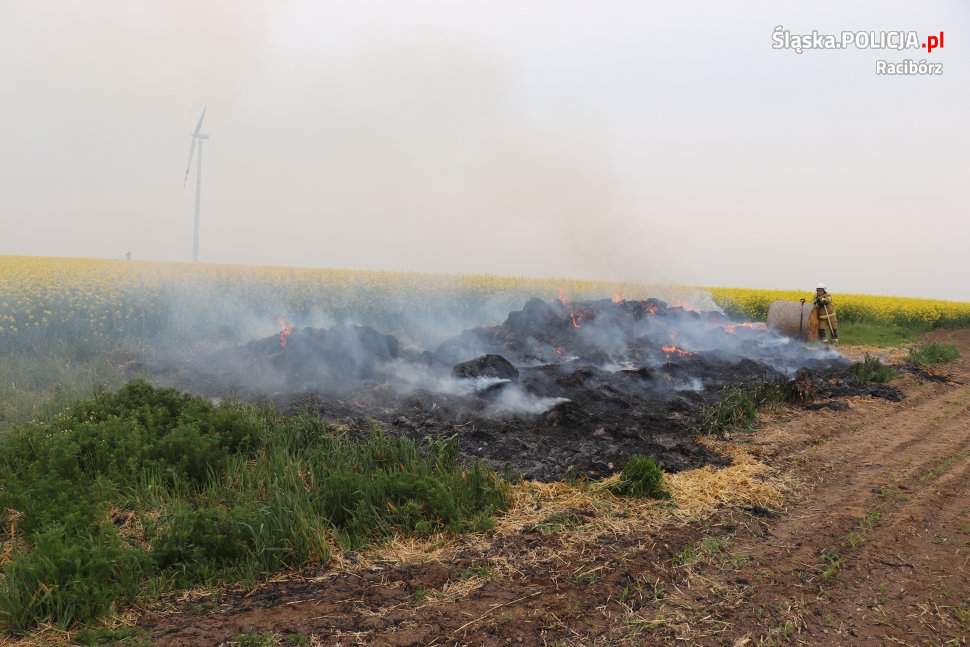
142, 331, 970, 646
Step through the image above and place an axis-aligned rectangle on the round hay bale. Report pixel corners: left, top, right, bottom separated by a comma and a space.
767, 301, 818, 341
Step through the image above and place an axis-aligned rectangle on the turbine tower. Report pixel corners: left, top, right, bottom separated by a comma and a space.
183, 107, 208, 262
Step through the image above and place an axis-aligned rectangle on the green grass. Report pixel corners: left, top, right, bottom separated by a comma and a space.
0, 380, 509, 634
695, 382, 794, 436
838, 321, 926, 347
820, 550, 842, 580
235, 632, 279, 647
609, 455, 669, 499
672, 534, 738, 569
74, 626, 152, 646
820, 510, 882, 583
908, 342, 961, 366
849, 355, 898, 384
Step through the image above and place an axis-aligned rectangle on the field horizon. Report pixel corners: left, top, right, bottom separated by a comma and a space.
4, 253, 970, 305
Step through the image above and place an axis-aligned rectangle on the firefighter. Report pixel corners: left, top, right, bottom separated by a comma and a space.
814, 282, 838, 343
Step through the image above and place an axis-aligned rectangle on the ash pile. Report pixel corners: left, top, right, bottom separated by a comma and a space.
177, 297, 861, 481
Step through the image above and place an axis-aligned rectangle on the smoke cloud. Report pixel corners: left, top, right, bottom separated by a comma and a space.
1, 1, 967, 298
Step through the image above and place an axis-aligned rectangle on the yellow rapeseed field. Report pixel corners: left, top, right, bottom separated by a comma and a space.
706, 286, 970, 328
1, 255, 969, 343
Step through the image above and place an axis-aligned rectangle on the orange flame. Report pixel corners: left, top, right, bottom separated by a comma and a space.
612, 290, 625, 304
558, 288, 585, 328
277, 317, 295, 349
722, 322, 767, 334
661, 344, 692, 358
645, 303, 658, 316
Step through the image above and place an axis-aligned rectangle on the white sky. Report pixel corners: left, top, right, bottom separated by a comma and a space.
1, 1, 967, 299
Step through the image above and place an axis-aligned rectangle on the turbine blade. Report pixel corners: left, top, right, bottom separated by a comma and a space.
183, 137, 197, 187
192, 106, 207, 136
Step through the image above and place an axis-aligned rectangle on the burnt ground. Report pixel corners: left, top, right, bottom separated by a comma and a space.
153, 297, 882, 480
138, 329, 970, 647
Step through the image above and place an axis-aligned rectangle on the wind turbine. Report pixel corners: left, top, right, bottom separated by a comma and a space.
183, 107, 208, 262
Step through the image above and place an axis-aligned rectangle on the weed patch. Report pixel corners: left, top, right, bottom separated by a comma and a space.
609, 455, 669, 499
849, 355, 897, 384
908, 342, 960, 366
235, 632, 279, 647
672, 534, 741, 570
696, 382, 793, 436
819, 511, 882, 582
0, 380, 508, 633
74, 626, 151, 646
820, 550, 842, 580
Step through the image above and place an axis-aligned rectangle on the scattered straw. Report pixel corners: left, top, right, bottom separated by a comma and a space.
665, 444, 785, 519
838, 344, 909, 364
0, 443, 785, 645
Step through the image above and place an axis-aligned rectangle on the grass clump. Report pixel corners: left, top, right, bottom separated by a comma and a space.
609, 455, 669, 499
849, 354, 898, 384
696, 382, 793, 436
0, 524, 149, 633
908, 342, 960, 366
697, 385, 759, 435
0, 380, 508, 633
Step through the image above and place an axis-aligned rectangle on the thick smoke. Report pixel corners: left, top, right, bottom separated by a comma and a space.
157, 292, 843, 416
136, 290, 865, 479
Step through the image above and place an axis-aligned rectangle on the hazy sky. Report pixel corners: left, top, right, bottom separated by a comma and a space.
1, 1, 967, 299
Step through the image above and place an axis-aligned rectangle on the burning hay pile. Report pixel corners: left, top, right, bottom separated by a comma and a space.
168, 296, 880, 480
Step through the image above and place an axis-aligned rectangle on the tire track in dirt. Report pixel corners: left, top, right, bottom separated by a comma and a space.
671, 333, 970, 646
801, 450, 970, 646
725, 388, 969, 575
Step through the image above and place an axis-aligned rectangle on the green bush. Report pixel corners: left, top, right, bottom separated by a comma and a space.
150, 495, 332, 585
310, 433, 507, 548
609, 455, 669, 499
908, 342, 960, 366
0, 525, 149, 633
151, 504, 258, 578
849, 355, 897, 384
0, 381, 508, 633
